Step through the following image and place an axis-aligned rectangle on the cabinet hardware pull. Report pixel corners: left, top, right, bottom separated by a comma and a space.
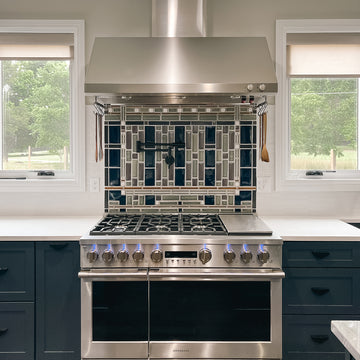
0, 266, 8, 274
0, 328, 8, 335
49, 243, 69, 250
311, 287, 330, 296
312, 251, 330, 259
311, 335, 329, 343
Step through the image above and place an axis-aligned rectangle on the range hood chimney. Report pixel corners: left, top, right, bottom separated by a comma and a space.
85, 0, 277, 105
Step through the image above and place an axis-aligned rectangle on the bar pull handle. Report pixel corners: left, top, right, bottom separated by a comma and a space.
311, 287, 330, 296
312, 251, 330, 259
0, 266, 8, 274
49, 243, 69, 251
0, 328, 8, 336
311, 335, 329, 343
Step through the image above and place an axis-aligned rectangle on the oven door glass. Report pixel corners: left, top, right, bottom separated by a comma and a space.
150, 281, 270, 341
93, 281, 148, 341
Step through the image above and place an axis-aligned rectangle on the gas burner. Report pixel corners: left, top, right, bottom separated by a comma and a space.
148, 217, 172, 226
191, 225, 216, 232
189, 216, 214, 226
146, 225, 171, 232
113, 225, 128, 232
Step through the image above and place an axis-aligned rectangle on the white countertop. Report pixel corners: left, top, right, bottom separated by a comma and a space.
0, 215, 359, 241
332, 321, 360, 360
261, 217, 360, 241
0, 216, 100, 241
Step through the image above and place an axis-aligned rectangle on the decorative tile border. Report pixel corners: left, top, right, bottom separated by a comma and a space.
104, 105, 257, 213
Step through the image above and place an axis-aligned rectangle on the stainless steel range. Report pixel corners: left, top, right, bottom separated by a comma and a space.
79, 213, 283, 360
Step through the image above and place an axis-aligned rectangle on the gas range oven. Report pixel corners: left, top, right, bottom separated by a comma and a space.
79, 213, 283, 360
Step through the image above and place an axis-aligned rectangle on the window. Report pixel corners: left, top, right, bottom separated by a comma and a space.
276, 20, 360, 191
0, 20, 85, 191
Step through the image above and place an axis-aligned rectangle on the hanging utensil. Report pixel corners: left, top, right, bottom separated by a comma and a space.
95, 112, 98, 162
98, 113, 104, 161
261, 112, 270, 162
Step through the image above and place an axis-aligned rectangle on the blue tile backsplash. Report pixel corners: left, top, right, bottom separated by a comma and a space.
104, 105, 257, 213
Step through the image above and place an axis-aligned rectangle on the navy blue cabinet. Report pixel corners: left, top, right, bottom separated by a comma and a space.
35, 242, 80, 360
283, 242, 360, 360
0, 241, 80, 360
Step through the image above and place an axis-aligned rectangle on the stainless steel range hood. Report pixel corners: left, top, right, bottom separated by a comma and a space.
85, 1, 277, 105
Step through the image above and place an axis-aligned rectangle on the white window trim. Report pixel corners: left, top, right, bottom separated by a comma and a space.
0, 19, 85, 192
275, 19, 360, 192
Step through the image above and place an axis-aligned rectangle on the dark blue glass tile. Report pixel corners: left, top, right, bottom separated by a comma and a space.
109, 150, 121, 167
205, 126, 216, 144
175, 149, 185, 167
175, 169, 185, 186
253, 125, 257, 144
109, 169, 120, 186
145, 169, 155, 186
235, 195, 241, 205
240, 191, 252, 202
145, 126, 155, 144
205, 150, 215, 167
109, 190, 126, 205
105, 190, 108, 209
109, 126, 120, 144
240, 169, 252, 186
253, 149, 257, 168
205, 168, 215, 186
145, 195, 155, 205
240, 126, 251, 144
205, 195, 214, 205
175, 126, 185, 143
105, 168, 108, 186
240, 150, 251, 167
145, 151, 155, 167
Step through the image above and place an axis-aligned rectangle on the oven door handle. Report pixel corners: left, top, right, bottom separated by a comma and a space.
148, 270, 285, 281
78, 271, 148, 281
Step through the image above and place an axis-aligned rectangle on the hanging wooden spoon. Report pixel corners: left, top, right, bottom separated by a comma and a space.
261, 112, 270, 162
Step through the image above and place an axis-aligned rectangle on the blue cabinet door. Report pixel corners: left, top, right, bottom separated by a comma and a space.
0, 302, 34, 360
0, 242, 34, 301
35, 242, 80, 360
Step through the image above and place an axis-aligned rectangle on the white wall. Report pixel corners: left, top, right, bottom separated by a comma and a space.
0, 0, 359, 218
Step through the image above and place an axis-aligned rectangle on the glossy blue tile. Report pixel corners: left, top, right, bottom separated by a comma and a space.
109, 191, 126, 205
175, 169, 185, 186
145, 126, 155, 144
145, 169, 155, 186
145, 195, 155, 205
109, 126, 120, 144
240, 126, 251, 144
175, 149, 185, 167
240, 169, 252, 186
205, 126, 216, 144
205, 150, 215, 167
109, 150, 121, 167
145, 151, 155, 167
205, 168, 215, 186
205, 195, 214, 205
175, 126, 185, 143
240, 150, 251, 167
109, 169, 120, 186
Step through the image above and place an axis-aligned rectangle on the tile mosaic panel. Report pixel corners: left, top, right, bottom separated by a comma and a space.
104, 105, 257, 213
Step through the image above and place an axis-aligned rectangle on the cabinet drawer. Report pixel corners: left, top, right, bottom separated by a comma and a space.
0, 242, 34, 301
0, 302, 34, 360
283, 314, 360, 360
283, 268, 360, 314
283, 242, 360, 268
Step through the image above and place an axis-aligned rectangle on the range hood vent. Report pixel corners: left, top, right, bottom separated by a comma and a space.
85, 1, 277, 105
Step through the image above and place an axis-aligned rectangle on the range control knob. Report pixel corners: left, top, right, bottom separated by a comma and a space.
240, 249, 253, 264
247, 84, 254, 92
199, 248, 212, 265
257, 246, 270, 264
224, 248, 236, 264
102, 246, 114, 263
133, 248, 145, 262
87, 248, 99, 263
259, 84, 266, 92
117, 248, 129, 262
151, 248, 163, 263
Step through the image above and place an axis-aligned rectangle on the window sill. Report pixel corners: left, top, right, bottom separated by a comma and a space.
0, 177, 85, 192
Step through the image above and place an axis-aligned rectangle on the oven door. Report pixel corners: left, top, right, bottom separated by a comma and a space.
79, 269, 148, 359
149, 268, 285, 359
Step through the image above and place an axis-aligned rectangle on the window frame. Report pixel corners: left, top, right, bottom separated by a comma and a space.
275, 19, 360, 192
0, 19, 85, 192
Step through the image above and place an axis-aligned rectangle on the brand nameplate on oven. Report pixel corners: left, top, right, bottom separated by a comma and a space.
165, 251, 197, 258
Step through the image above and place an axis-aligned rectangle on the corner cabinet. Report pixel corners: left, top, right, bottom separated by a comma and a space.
282, 241, 360, 360
0, 241, 80, 360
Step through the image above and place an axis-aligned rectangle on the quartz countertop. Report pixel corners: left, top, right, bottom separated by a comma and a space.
331, 321, 360, 360
0, 215, 359, 241
261, 217, 360, 241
